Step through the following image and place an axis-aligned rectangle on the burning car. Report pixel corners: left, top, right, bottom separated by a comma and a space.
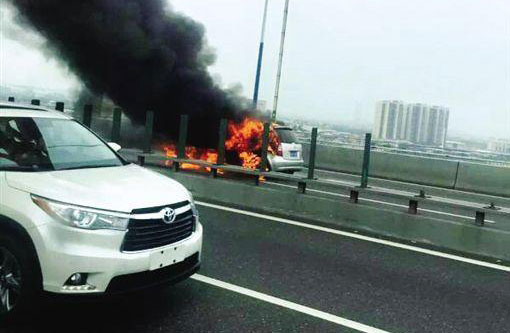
164, 118, 303, 173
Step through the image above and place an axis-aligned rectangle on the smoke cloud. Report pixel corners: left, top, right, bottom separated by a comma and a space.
8, 0, 252, 147
1, 2, 44, 50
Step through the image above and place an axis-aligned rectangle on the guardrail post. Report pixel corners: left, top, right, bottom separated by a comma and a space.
8, 97, 15, 102
31, 99, 40, 106
143, 110, 154, 153
350, 190, 359, 203
475, 211, 485, 226
55, 102, 64, 112
360, 133, 372, 188
174, 114, 188, 172
213, 118, 228, 178
177, 114, 189, 159
82, 104, 93, 128
137, 155, 145, 166
408, 199, 418, 214
217, 119, 228, 165
484, 202, 499, 210
111, 107, 122, 143
298, 181, 306, 194
259, 122, 270, 171
307, 127, 318, 180
453, 161, 460, 189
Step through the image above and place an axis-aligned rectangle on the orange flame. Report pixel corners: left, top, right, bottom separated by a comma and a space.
163, 117, 280, 171
238, 152, 261, 170
225, 118, 280, 169
163, 144, 217, 172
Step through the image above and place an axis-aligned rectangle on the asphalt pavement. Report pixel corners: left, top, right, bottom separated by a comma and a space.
3, 202, 510, 332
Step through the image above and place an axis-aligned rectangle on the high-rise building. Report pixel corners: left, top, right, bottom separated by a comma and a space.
487, 139, 510, 153
373, 101, 449, 146
405, 103, 426, 143
373, 100, 405, 141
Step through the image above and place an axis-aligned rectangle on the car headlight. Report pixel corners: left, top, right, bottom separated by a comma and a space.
190, 201, 199, 218
31, 195, 130, 231
187, 190, 199, 218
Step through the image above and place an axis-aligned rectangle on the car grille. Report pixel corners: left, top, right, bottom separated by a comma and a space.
121, 201, 195, 252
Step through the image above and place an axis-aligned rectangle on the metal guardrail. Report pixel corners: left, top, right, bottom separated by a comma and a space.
136, 152, 507, 227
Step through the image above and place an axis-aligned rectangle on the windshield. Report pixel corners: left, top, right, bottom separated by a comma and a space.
0, 117, 124, 172
275, 128, 297, 144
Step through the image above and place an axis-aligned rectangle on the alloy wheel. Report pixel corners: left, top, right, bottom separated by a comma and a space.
0, 247, 22, 314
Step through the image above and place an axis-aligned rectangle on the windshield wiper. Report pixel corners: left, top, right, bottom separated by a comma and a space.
57, 164, 119, 171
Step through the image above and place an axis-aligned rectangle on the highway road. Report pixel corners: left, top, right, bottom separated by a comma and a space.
3, 202, 510, 332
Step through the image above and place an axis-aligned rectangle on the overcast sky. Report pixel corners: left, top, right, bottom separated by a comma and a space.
1, 0, 510, 139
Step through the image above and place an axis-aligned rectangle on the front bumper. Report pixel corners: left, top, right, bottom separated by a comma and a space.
29, 214, 203, 294
106, 252, 200, 294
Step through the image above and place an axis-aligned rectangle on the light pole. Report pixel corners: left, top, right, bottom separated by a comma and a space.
252, 0, 270, 111
271, 0, 290, 123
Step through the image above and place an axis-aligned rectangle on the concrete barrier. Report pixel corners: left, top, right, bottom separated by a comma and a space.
302, 144, 363, 174
303, 144, 459, 188
371, 152, 458, 188
456, 162, 510, 197
159, 169, 510, 262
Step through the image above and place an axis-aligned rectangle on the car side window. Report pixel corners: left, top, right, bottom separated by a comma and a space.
0, 117, 52, 170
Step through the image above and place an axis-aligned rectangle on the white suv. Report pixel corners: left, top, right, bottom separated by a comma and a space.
0, 104, 202, 319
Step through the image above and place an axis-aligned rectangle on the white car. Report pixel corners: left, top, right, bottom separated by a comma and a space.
268, 126, 304, 174
0, 104, 202, 319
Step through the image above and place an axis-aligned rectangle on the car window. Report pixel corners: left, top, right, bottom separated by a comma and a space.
0, 117, 124, 171
276, 128, 297, 143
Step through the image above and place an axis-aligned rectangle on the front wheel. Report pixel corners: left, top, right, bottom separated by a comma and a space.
0, 234, 40, 321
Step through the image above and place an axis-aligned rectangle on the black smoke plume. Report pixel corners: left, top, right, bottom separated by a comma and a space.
8, 0, 252, 147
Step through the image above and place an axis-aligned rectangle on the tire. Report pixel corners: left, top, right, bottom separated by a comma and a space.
0, 232, 41, 322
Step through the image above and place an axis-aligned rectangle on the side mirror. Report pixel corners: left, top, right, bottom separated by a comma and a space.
108, 142, 122, 152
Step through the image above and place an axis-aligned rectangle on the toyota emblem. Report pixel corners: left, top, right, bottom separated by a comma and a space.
161, 207, 176, 224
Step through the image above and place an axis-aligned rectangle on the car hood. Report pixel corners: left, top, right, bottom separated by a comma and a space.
6, 164, 190, 213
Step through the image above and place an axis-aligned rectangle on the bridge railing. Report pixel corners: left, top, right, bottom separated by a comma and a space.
136, 151, 508, 226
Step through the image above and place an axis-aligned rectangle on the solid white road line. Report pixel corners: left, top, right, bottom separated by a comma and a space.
265, 181, 496, 224
191, 274, 390, 333
196, 201, 510, 272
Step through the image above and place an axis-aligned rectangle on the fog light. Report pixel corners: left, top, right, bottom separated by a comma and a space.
62, 285, 96, 292
65, 273, 88, 286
